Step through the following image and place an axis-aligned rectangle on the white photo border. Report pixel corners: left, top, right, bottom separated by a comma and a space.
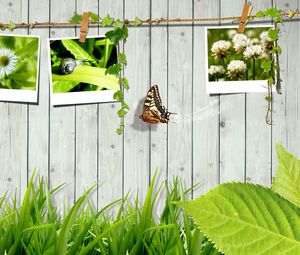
48, 35, 119, 106
0, 34, 40, 103
205, 24, 276, 94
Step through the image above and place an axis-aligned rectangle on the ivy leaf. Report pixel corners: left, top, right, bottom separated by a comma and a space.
133, 17, 142, 27
268, 28, 279, 41
264, 7, 280, 18
265, 95, 271, 102
119, 53, 127, 65
105, 63, 122, 76
268, 77, 274, 85
117, 108, 127, 117
8, 21, 16, 31
113, 90, 123, 101
102, 15, 114, 27
89, 12, 100, 22
261, 60, 272, 72
105, 28, 128, 44
116, 127, 123, 135
69, 12, 82, 23
272, 144, 300, 208
121, 77, 129, 90
114, 19, 124, 29
122, 101, 129, 110
255, 10, 264, 18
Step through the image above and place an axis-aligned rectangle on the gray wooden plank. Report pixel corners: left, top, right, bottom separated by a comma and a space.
123, 0, 151, 199
150, 0, 168, 185
168, 0, 193, 190
49, 0, 76, 208
0, 0, 28, 200
219, 0, 246, 183
75, 0, 99, 205
28, 0, 49, 179
98, 0, 124, 207
271, 0, 297, 175
245, 0, 272, 186
193, 0, 220, 197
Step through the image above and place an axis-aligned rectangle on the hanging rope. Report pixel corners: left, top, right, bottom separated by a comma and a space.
0, 11, 299, 29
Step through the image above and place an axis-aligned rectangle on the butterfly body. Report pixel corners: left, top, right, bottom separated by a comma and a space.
139, 85, 175, 124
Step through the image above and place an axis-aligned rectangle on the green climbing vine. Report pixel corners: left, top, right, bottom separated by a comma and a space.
68, 12, 141, 135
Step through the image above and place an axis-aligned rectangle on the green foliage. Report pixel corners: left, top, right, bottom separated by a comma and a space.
0, 171, 219, 255
178, 182, 300, 255
133, 17, 142, 27
272, 144, 300, 208
50, 37, 119, 93
0, 36, 39, 90
69, 12, 83, 23
89, 12, 100, 22
8, 21, 16, 31
101, 15, 114, 27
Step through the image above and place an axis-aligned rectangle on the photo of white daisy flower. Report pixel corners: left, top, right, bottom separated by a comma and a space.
227, 60, 247, 79
0, 34, 40, 103
0, 48, 18, 77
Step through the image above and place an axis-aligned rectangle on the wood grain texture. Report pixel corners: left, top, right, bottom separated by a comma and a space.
245, 0, 272, 186
123, 0, 151, 199
49, 0, 76, 208
193, 0, 220, 197
28, 0, 49, 179
75, 0, 99, 205
98, 0, 124, 207
0, 0, 28, 201
219, 0, 246, 183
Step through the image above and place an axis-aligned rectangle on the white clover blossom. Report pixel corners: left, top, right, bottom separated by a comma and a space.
211, 40, 231, 59
227, 60, 247, 79
246, 30, 256, 38
227, 29, 237, 38
232, 33, 252, 53
208, 65, 225, 76
260, 31, 272, 43
250, 38, 260, 44
243, 45, 264, 60
0, 48, 18, 77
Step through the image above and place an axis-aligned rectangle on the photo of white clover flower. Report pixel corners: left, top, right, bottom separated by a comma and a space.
0, 35, 39, 90
207, 26, 274, 82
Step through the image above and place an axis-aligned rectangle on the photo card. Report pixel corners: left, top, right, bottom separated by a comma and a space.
48, 36, 120, 105
0, 34, 40, 103
206, 25, 275, 94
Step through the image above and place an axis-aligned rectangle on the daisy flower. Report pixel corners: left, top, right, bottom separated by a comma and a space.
0, 48, 18, 77
211, 40, 231, 59
243, 45, 264, 60
232, 33, 252, 53
227, 60, 247, 79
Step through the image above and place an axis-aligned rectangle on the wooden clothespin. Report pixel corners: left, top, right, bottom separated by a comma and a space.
238, 3, 253, 33
79, 12, 89, 43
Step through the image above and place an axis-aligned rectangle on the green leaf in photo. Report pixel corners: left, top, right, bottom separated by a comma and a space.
69, 12, 82, 23
61, 39, 97, 64
102, 15, 114, 27
133, 17, 142, 27
261, 60, 272, 72
52, 80, 80, 93
8, 21, 16, 31
52, 65, 119, 91
272, 144, 300, 208
15, 39, 38, 58
89, 12, 99, 22
119, 52, 127, 65
105, 63, 122, 76
178, 183, 300, 255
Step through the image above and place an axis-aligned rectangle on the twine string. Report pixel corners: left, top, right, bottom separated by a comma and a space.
0, 11, 299, 29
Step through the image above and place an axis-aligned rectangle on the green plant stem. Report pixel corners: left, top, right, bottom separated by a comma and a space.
253, 59, 256, 80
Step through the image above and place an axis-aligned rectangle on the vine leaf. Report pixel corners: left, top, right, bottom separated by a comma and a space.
178, 183, 300, 255
102, 15, 114, 27
113, 90, 123, 101
114, 19, 124, 29
119, 53, 127, 65
268, 28, 279, 41
133, 17, 142, 27
121, 77, 129, 90
69, 12, 82, 23
261, 60, 272, 72
264, 7, 281, 17
105, 63, 122, 76
117, 109, 127, 117
8, 21, 16, 31
272, 144, 300, 208
89, 12, 99, 22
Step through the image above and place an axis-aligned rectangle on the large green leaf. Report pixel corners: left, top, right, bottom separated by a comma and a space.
178, 183, 300, 255
52, 65, 119, 91
61, 39, 97, 64
272, 144, 300, 207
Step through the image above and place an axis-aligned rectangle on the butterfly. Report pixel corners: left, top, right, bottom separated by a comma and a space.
139, 85, 175, 124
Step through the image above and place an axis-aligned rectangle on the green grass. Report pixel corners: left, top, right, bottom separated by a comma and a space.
0, 171, 220, 255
